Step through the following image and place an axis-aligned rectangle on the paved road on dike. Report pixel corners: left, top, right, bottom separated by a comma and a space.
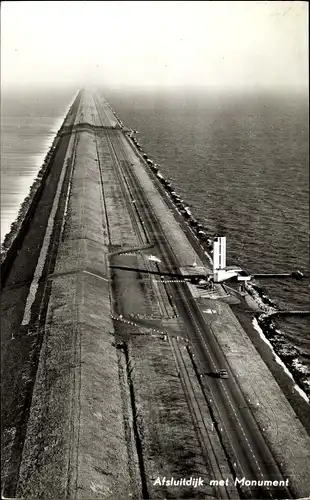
93, 92, 292, 499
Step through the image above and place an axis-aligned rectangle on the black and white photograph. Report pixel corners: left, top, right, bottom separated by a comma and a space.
1, 1, 309, 499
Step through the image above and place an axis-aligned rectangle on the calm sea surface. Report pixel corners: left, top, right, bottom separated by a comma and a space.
1, 87, 309, 393
1, 87, 76, 239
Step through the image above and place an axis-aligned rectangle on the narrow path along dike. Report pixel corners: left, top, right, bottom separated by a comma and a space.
1, 90, 82, 498
1, 89, 310, 500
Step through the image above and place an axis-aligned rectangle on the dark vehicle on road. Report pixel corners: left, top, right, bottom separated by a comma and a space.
219, 369, 228, 379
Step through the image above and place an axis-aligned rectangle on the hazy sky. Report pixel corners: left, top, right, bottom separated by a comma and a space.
1, 0, 308, 91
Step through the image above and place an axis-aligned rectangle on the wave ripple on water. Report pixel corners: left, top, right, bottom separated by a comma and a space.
0, 87, 75, 240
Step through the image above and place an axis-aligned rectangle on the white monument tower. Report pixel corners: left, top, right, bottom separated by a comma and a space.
213, 236, 244, 283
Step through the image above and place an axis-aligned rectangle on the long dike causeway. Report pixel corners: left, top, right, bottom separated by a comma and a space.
1, 89, 310, 500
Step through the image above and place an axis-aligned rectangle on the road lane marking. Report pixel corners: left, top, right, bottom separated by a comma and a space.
82, 270, 109, 281
178, 284, 271, 489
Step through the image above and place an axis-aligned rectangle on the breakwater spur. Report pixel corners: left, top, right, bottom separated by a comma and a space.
1, 89, 310, 500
